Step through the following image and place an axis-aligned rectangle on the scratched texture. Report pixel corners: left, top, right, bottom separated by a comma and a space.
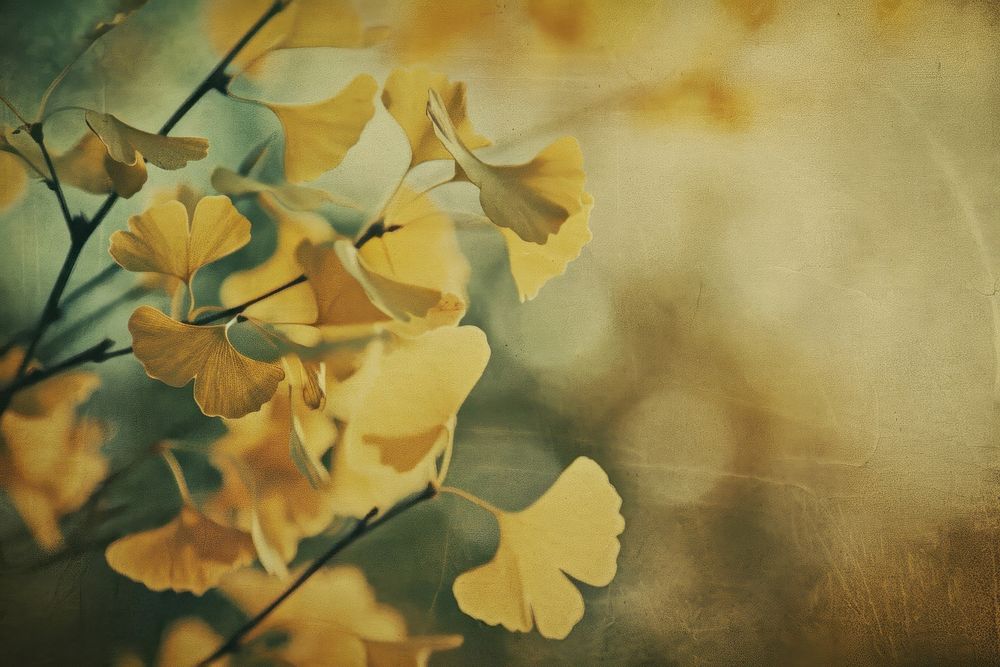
2, 0, 1000, 665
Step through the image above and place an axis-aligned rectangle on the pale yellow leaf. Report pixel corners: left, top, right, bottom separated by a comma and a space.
382, 67, 490, 167
0, 150, 28, 211
207, 385, 338, 567
358, 188, 471, 329
428, 89, 587, 243
210, 165, 358, 211
267, 75, 377, 183
156, 618, 227, 667
105, 504, 255, 595
452, 457, 624, 639
85, 110, 208, 169
206, 0, 377, 75
220, 566, 458, 666
501, 191, 593, 301
109, 195, 250, 285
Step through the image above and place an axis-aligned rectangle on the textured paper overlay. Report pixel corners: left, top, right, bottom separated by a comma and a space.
0, 1, 999, 664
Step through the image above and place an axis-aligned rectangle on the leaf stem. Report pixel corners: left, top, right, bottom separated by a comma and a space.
439, 486, 502, 517
196, 484, 438, 666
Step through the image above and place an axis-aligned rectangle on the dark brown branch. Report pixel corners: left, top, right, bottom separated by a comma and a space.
197, 485, 438, 667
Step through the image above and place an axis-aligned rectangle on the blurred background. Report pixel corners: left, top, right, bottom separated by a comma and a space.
2, 0, 1000, 664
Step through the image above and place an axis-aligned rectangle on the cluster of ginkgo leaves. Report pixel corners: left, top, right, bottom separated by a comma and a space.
0, 1, 624, 664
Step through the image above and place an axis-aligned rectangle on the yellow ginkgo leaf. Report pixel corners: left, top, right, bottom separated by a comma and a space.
105, 504, 255, 595
501, 191, 594, 301
326, 327, 489, 516
452, 457, 624, 639
295, 239, 392, 340
427, 89, 586, 244
382, 67, 490, 167
267, 75, 377, 183
155, 618, 227, 667
357, 187, 471, 329
207, 384, 338, 571
55, 132, 148, 197
0, 400, 107, 550
0, 150, 28, 211
206, 0, 381, 75
210, 165, 357, 211
128, 306, 284, 418
221, 566, 462, 667
2, 129, 147, 199
334, 240, 443, 324
85, 110, 209, 169
109, 195, 251, 286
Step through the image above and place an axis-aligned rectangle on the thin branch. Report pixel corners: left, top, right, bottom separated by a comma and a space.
197, 485, 438, 667
30, 124, 75, 231
0, 94, 28, 125
191, 274, 306, 325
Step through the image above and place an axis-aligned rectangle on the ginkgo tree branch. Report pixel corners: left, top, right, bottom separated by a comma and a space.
0, 0, 292, 417
196, 484, 439, 667
29, 124, 76, 232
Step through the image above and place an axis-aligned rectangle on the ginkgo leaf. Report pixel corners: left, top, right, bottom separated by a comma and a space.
501, 191, 594, 301
55, 132, 148, 197
452, 457, 624, 639
1, 403, 107, 550
207, 384, 338, 569
155, 618, 226, 667
85, 110, 209, 169
382, 67, 490, 167
267, 75, 377, 183
221, 566, 461, 666
0, 357, 105, 549
325, 327, 489, 516
211, 165, 357, 211
427, 89, 586, 243
109, 195, 250, 286
295, 240, 391, 339
4, 130, 148, 198
334, 240, 443, 323
357, 188, 471, 329
128, 306, 284, 418
0, 150, 28, 211
206, 0, 383, 75
105, 504, 255, 595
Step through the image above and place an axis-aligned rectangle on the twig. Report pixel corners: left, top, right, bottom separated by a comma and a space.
197, 485, 438, 667
0, 0, 291, 417
29, 124, 76, 231
191, 274, 306, 325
